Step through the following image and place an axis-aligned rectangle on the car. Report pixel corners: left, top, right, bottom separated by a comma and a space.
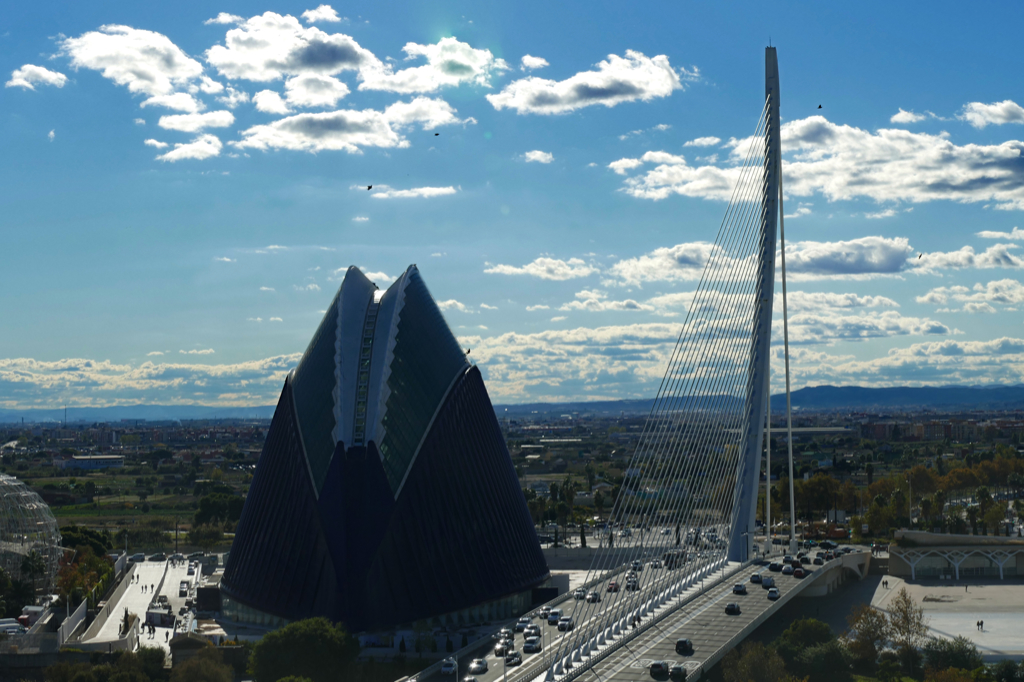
650, 661, 669, 675
732, 584, 747, 595
441, 659, 457, 675
824, 553, 835, 561
793, 567, 806, 578
187, 565, 195, 575
505, 651, 522, 666
188, 551, 205, 560
813, 557, 824, 565
631, 560, 643, 571
494, 641, 511, 656
782, 565, 794, 575
725, 603, 742, 615
670, 665, 686, 680
607, 581, 620, 592
783, 555, 794, 564
626, 581, 639, 591
523, 637, 542, 653
557, 616, 574, 631
761, 576, 775, 589
767, 587, 780, 600
819, 540, 838, 550
842, 547, 855, 554
498, 627, 514, 640
468, 659, 488, 674
573, 588, 587, 600
148, 553, 166, 562
800, 556, 811, 565
169, 553, 184, 561
515, 616, 532, 632
524, 625, 541, 638
586, 591, 601, 603
750, 573, 762, 584
675, 638, 694, 655
768, 562, 782, 572
539, 606, 551, 618
652, 559, 664, 568
661, 528, 672, 535
547, 609, 562, 625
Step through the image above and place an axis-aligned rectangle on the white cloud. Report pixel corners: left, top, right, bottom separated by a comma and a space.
260, 286, 275, 291
141, 92, 204, 112
180, 349, 215, 355
371, 186, 457, 199
683, 136, 720, 147
204, 13, 244, 25
6, 64, 68, 90
787, 236, 913, 280
615, 115, 1024, 210
302, 5, 343, 23
914, 244, 1024, 273
60, 25, 204, 97
785, 206, 812, 219
890, 108, 927, 124
216, 87, 250, 108
523, 150, 553, 164
206, 12, 382, 82
438, 299, 473, 313
521, 55, 549, 71
352, 216, 369, 222
605, 242, 716, 286
487, 50, 691, 115
485, 257, 598, 281
156, 134, 223, 162
782, 310, 950, 345
284, 73, 349, 107
783, 291, 900, 313
976, 226, 1024, 240
559, 289, 653, 312
158, 110, 234, 132
383, 96, 474, 130
253, 90, 291, 114
361, 270, 393, 284
214, 256, 235, 262
431, 252, 446, 257
134, 118, 145, 125
550, 316, 567, 322
269, 317, 283, 322
526, 304, 550, 311
146, 351, 164, 356
918, 279, 1024, 312
864, 208, 897, 219
959, 100, 1024, 128
48, 130, 55, 142
359, 37, 507, 93
248, 317, 263, 322
619, 123, 672, 140
480, 303, 498, 310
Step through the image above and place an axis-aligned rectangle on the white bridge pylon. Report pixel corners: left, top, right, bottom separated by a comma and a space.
535, 46, 797, 682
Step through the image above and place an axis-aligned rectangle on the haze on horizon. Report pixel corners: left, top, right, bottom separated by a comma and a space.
3, 1, 1024, 410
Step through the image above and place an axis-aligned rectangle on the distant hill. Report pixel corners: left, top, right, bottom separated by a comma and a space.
4, 385, 1024, 425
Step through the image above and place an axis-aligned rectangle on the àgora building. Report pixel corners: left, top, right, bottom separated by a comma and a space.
222, 265, 548, 631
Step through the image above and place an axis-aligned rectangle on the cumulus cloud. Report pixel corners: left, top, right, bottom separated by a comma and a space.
559, 289, 653, 312
523, 150, 553, 163
352, 216, 369, 222
140, 92, 204, 112
214, 256, 235, 262
217, 86, 250, 108
918, 278, 1024, 312
235, 97, 468, 153
157, 110, 234, 132
156, 134, 223, 162
205, 13, 244, 25
619, 123, 671, 140
783, 291, 900, 313
913, 244, 1024, 273
438, 299, 473, 313
526, 304, 550, 311
48, 130, 55, 142
614, 115, 1024, 210
260, 286, 275, 291
302, 5, 342, 23
359, 36, 507, 93
605, 242, 717, 286
371, 186, 457, 199
521, 55, 549, 71
146, 351, 164, 356
783, 310, 950, 345
253, 90, 291, 114
976, 226, 1024, 240
480, 303, 498, 310
60, 25, 204, 97
683, 136, 720, 147
487, 50, 691, 115
284, 73, 349, 107
294, 283, 321, 291
6, 64, 68, 90
206, 12, 382, 82
269, 317, 283, 322
890, 108, 927, 124
361, 270, 393, 284
484, 257, 598, 281
134, 118, 145, 125
959, 100, 1024, 128
786, 236, 913, 280
180, 349, 215, 355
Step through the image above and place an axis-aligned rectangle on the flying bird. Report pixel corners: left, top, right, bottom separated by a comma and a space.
818, 105, 822, 109
367, 185, 372, 190
466, 348, 471, 355
434, 133, 439, 136
918, 254, 923, 259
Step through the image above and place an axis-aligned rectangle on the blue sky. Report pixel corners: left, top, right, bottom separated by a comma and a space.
3, 1, 1024, 408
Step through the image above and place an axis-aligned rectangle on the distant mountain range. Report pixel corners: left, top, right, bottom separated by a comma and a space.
3, 385, 1024, 424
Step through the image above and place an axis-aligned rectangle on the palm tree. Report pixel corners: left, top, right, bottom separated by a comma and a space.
920, 497, 933, 529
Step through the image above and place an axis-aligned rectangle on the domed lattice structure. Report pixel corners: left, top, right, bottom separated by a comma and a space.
0, 474, 62, 588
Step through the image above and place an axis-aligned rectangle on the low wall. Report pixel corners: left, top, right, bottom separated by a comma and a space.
81, 563, 136, 642
75, 617, 139, 653
58, 599, 88, 645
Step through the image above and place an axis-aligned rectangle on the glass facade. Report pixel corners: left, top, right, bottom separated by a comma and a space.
222, 266, 548, 633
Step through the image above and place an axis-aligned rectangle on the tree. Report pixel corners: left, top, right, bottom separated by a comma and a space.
722, 641, 790, 682
549, 482, 560, 504
187, 525, 224, 552
889, 588, 928, 674
866, 463, 875, 487
924, 668, 975, 682
922, 636, 984, 673
584, 462, 596, 492
169, 647, 233, 682
990, 658, 1019, 682
796, 640, 853, 682
844, 603, 890, 669
984, 505, 1006, 536
595, 490, 605, 516
249, 617, 359, 682
774, 617, 834, 670
21, 550, 46, 593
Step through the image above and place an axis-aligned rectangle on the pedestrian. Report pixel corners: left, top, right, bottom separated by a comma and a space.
165, 631, 169, 642
151, 584, 154, 593
981, 620, 984, 631
966, 585, 968, 593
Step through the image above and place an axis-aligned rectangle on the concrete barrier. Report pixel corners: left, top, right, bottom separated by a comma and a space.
80, 563, 136, 642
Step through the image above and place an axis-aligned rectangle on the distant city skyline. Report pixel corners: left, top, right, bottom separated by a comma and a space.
3, 2, 1024, 408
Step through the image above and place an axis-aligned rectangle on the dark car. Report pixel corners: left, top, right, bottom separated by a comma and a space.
675, 638, 694, 655
800, 556, 811, 565
725, 603, 742, 615
768, 562, 782, 572
750, 573, 762, 584
148, 553, 166, 562
670, 665, 686, 680
732, 583, 747, 595
813, 557, 824, 565
793, 567, 806, 578
650, 661, 669, 676
761, 576, 775, 589
505, 651, 522, 666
